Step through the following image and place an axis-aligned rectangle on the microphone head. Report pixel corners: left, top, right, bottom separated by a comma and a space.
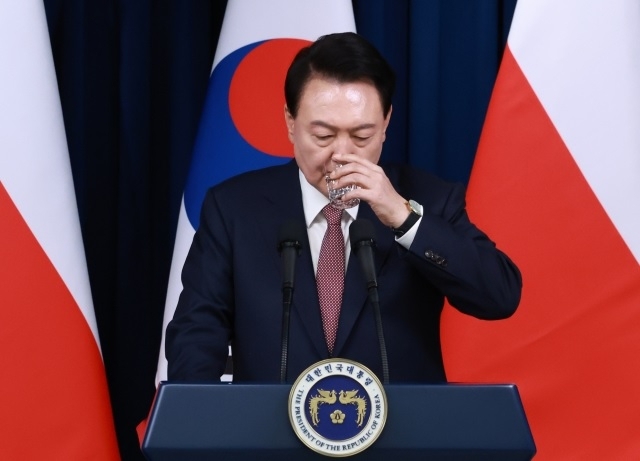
278, 219, 305, 252
349, 218, 376, 252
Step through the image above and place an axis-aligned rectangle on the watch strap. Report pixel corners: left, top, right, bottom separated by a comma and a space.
392, 208, 420, 237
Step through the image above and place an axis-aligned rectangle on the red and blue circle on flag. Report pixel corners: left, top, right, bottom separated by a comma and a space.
184, 38, 309, 229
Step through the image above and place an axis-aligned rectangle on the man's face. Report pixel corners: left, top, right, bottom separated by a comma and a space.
285, 77, 391, 196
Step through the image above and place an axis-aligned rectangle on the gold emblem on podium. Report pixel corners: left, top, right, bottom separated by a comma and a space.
288, 359, 387, 457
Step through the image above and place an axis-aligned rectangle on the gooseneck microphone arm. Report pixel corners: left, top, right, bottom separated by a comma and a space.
277, 220, 304, 384
349, 219, 389, 385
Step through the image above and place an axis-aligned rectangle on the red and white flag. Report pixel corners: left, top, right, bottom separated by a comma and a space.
442, 0, 640, 459
0, 1, 120, 459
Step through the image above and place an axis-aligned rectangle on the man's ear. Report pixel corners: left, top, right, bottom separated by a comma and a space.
284, 105, 294, 142
382, 105, 392, 142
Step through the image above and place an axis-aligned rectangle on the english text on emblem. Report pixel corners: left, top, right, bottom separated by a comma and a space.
288, 358, 387, 457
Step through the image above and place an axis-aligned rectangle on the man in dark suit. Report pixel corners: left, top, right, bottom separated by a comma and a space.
166, 32, 521, 384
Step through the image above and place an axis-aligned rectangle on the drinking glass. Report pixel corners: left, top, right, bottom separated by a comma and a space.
325, 162, 359, 209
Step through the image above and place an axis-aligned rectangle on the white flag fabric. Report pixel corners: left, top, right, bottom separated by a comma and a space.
442, 0, 640, 459
0, 1, 120, 459
155, 0, 356, 383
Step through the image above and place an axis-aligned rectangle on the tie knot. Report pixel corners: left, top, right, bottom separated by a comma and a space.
322, 204, 343, 226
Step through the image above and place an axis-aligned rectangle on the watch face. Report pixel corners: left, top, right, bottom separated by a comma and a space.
408, 199, 423, 216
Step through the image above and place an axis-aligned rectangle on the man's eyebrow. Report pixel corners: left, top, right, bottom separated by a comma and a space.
310, 120, 336, 130
310, 120, 377, 131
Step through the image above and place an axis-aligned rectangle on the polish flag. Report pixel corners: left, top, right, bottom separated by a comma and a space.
0, 1, 120, 459
442, 0, 640, 459
154, 0, 356, 385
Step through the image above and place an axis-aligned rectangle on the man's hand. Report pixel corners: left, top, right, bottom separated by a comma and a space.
329, 153, 411, 228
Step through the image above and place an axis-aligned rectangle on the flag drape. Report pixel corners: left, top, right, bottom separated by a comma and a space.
0, 1, 120, 459
442, 1, 640, 459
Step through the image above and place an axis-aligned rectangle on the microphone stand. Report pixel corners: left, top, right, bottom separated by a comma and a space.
351, 221, 390, 386
280, 283, 293, 384
278, 237, 301, 384
367, 284, 389, 385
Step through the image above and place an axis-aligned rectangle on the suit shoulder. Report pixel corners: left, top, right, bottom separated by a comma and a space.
204, 161, 296, 199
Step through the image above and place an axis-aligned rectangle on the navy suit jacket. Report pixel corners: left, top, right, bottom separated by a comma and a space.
166, 160, 521, 383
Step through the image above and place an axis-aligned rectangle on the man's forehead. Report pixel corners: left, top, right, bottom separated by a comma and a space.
300, 77, 379, 99
298, 77, 384, 115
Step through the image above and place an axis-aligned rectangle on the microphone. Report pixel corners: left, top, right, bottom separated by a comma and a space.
277, 219, 305, 383
278, 219, 304, 295
349, 219, 378, 290
349, 219, 389, 384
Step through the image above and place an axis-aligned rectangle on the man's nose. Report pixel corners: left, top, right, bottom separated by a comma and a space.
332, 134, 353, 155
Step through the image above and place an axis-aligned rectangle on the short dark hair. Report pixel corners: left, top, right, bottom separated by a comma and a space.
284, 32, 395, 118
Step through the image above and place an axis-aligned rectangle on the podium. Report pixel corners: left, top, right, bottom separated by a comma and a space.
142, 382, 535, 460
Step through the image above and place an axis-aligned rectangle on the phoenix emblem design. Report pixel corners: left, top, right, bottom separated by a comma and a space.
309, 389, 337, 426
308, 389, 368, 427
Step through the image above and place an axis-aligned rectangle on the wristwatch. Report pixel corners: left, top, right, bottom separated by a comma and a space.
392, 199, 423, 237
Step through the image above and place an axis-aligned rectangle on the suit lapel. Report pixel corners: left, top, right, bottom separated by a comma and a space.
333, 202, 393, 357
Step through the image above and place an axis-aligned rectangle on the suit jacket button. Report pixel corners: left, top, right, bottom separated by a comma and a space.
425, 250, 434, 259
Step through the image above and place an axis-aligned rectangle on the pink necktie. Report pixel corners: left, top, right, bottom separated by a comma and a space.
316, 205, 345, 354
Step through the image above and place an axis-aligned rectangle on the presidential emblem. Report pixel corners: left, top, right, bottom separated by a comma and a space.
288, 359, 387, 457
